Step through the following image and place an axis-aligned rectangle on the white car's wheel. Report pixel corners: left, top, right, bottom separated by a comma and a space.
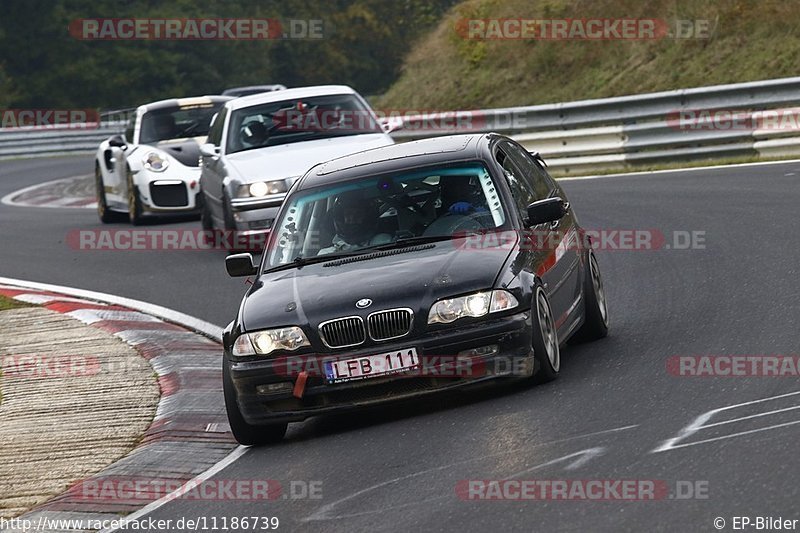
96, 163, 125, 224
127, 169, 144, 226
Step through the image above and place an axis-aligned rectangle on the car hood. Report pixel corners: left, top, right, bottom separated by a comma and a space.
141, 136, 206, 168
224, 133, 393, 182
241, 240, 516, 334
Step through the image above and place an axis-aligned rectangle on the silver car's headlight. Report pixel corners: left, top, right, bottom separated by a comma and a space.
143, 151, 169, 172
236, 180, 288, 198
428, 290, 519, 325
231, 327, 310, 357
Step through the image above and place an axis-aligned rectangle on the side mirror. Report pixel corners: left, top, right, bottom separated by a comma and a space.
108, 135, 127, 148
526, 197, 567, 226
200, 143, 220, 157
226, 253, 258, 277
379, 116, 404, 134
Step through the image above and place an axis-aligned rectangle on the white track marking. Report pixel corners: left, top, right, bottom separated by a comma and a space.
560, 158, 800, 181
98, 446, 249, 533
66, 309, 161, 324
1, 174, 95, 209
303, 426, 634, 522
654, 420, 800, 452
14, 293, 108, 306
652, 390, 800, 453
701, 404, 800, 429
0, 276, 222, 340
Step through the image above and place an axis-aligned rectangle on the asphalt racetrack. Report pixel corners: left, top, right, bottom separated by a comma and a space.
2, 155, 799, 531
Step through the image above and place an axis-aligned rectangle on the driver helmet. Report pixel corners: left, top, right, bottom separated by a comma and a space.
332, 191, 378, 245
153, 114, 176, 139
241, 121, 268, 146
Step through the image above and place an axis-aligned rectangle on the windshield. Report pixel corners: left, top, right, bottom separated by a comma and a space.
265, 162, 507, 270
226, 93, 383, 154
139, 103, 224, 144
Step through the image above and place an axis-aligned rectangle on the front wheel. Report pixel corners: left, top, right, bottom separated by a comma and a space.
200, 193, 214, 231
571, 250, 609, 343
127, 170, 144, 225
531, 285, 560, 383
223, 362, 287, 446
96, 163, 125, 223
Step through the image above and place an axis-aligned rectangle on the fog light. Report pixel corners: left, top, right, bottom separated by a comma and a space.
256, 382, 294, 395
457, 344, 499, 358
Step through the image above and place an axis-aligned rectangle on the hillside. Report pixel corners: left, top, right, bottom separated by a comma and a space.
378, 0, 800, 110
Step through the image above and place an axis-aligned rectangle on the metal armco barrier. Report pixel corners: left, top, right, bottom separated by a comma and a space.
4, 77, 800, 174
394, 76, 800, 174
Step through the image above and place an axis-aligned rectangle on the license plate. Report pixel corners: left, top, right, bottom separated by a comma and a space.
324, 348, 419, 384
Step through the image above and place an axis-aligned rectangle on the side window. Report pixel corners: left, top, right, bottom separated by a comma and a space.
495, 146, 536, 216
207, 108, 227, 146
124, 117, 135, 144
504, 141, 552, 199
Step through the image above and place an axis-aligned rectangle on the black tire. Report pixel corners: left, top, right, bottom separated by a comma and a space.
96, 163, 125, 223
223, 361, 287, 446
200, 193, 214, 231
531, 284, 560, 383
126, 169, 144, 226
222, 193, 237, 232
221, 193, 241, 252
571, 250, 609, 343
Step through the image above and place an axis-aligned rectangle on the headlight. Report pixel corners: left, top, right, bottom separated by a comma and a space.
237, 180, 288, 198
428, 290, 519, 324
143, 151, 169, 172
232, 327, 310, 357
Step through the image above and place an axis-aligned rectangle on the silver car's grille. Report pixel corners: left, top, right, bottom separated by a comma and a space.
319, 316, 366, 348
367, 308, 414, 341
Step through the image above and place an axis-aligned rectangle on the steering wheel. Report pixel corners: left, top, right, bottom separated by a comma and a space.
423, 211, 491, 236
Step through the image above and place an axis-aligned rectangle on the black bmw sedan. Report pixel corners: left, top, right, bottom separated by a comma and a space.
222, 133, 609, 444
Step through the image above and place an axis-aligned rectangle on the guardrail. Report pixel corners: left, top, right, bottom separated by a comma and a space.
4, 77, 800, 173
0, 124, 124, 159
394, 76, 800, 173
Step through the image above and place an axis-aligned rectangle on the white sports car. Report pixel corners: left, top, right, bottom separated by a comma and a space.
95, 95, 232, 224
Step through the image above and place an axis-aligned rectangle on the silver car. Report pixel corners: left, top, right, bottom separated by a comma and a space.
198, 85, 397, 240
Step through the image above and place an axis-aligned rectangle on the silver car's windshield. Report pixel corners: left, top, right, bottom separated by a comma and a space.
226, 94, 383, 154
265, 162, 507, 270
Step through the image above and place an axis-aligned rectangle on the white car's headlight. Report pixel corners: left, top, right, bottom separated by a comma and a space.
143, 151, 169, 172
231, 327, 310, 357
428, 290, 519, 325
237, 180, 289, 198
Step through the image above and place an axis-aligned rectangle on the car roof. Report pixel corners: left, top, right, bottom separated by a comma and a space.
139, 95, 232, 113
299, 134, 494, 190
226, 85, 357, 111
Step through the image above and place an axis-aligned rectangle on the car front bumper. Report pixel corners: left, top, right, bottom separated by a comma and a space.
229, 194, 285, 234
136, 168, 203, 213
227, 310, 533, 425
